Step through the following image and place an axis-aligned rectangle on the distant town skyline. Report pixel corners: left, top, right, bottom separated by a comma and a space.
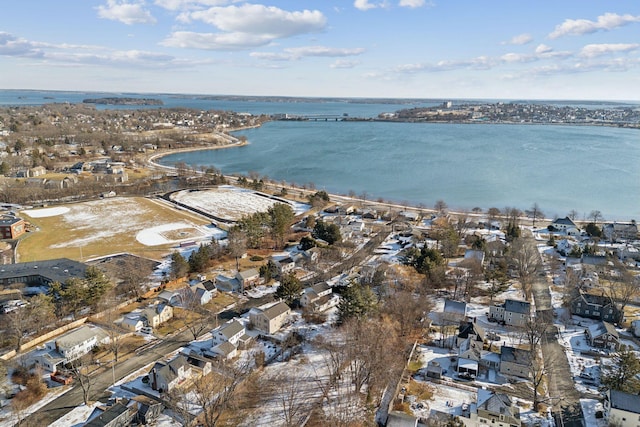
1, 1, 639, 101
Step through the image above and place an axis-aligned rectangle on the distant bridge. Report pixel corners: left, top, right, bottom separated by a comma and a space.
272, 113, 349, 121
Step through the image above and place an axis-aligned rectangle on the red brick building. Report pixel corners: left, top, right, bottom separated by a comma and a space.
0, 217, 26, 239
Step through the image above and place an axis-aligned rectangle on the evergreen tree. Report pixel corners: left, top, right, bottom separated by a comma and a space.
275, 274, 302, 305
170, 251, 189, 279
337, 282, 377, 323
601, 345, 640, 393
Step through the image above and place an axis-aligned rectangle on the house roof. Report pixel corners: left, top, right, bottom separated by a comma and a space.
237, 268, 259, 280
610, 389, 640, 414
500, 346, 530, 366
213, 341, 237, 357
553, 217, 576, 227
310, 282, 331, 294
458, 321, 486, 341
216, 320, 244, 339
55, 326, 105, 351
0, 217, 23, 227
588, 321, 618, 339
504, 299, 531, 315
444, 299, 467, 315
477, 392, 519, 419
0, 258, 87, 284
84, 402, 130, 427
261, 301, 290, 320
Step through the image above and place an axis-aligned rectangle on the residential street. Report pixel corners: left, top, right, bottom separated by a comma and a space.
526, 232, 585, 427
21, 330, 194, 426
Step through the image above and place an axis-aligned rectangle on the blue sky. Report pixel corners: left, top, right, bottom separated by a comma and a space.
1, 0, 639, 100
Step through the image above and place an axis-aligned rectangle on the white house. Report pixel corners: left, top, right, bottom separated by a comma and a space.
121, 314, 144, 332
212, 320, 245, 347
605, 389, 640, 427
36, 325, 110, 371
249, 301, 291, 335
149, 355, 191, 393
190, 279, 218, 305
300, 282, 338, 312
142, 303, 173, 328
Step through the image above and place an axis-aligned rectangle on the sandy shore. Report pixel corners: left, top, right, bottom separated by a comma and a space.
145, 133, 248, 172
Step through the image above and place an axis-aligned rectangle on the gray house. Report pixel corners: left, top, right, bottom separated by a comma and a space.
489, 299, 531, 327
570, 288, 623, 324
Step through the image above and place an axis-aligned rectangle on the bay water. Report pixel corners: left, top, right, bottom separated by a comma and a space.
1, 90, 637, 220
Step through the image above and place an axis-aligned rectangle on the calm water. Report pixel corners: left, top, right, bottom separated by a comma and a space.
160, 121, 640, 220
1, 90, 638, 220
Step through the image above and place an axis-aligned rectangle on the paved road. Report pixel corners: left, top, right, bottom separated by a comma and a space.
22, 331, 194, 426
525, 232, 584, 427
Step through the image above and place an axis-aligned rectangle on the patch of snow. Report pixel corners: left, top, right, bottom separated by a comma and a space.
22, 206, 70, 218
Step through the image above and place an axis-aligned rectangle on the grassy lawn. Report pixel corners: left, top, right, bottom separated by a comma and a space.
18, 196, 211, 262
204, 292, 238, 313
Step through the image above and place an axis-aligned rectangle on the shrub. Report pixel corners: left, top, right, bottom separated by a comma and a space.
250, 255, 263, 262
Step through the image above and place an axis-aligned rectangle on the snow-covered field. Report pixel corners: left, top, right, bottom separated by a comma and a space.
21, 197, 217, 251
171, 186, 309, 222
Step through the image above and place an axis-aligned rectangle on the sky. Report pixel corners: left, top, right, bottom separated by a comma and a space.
1, 0, 639, 101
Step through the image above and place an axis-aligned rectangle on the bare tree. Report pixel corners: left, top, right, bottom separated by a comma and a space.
589, 210, 603, 225
434, 199, 448, 215
69, 354, 97, 405
567, 209, 579, 221
509, 238, 541, 300
168, 358, 251, 427
526, 203, 545, 228
226, 227, 247, 271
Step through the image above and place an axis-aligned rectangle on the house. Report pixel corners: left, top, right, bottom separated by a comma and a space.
212, 320, 245, 347
570, 288, 623, 324
236, 268, 261, 290
442, 299, 467, 324
121, 314, 144, 332
157, 289, 183, 306
499, 346, 530, 378
425, 361, 442, 379
605, 389, 640, 427
457, 320, 486, 347
464, 249, 485, 265
617, 244, 640, 262
84, 401, 137, 427
463, 389, 521, 427
249, 301, 291, 334
632, 319, 640, 338
0, 217, 26, 239
273, 257, 295, 276
149, 355, 191, 393
300, 282, 338, 312
190, 280, 218, 305
551, 217, 578, 233
215, 274, 240, 292
489, 299, 531, 327
586, 321, 619, 350
142, 303, 173, 328
603, 222, 638, 242
131, 395, 163, 425
37, 325, 110, 371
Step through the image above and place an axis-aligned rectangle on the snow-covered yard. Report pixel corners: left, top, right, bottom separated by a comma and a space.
171, 186, 309, 222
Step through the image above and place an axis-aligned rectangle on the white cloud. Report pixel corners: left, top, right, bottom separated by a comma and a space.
251, 46, 365, 61
330, 59, 360, 69
501, 53, 536, 63
166, 4, 326, 50
0, 32, 43, 58
549, 12, 640, 39
354, 0, 378, 11
503, 33, 533, 45
580, 43, 640, 58
162, 31, 272, 50
535, 44, 552, 54
154, 0, 232, 11
188, 4, 326, 37
398, 0, 425, 8
97, 0, 156, 25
